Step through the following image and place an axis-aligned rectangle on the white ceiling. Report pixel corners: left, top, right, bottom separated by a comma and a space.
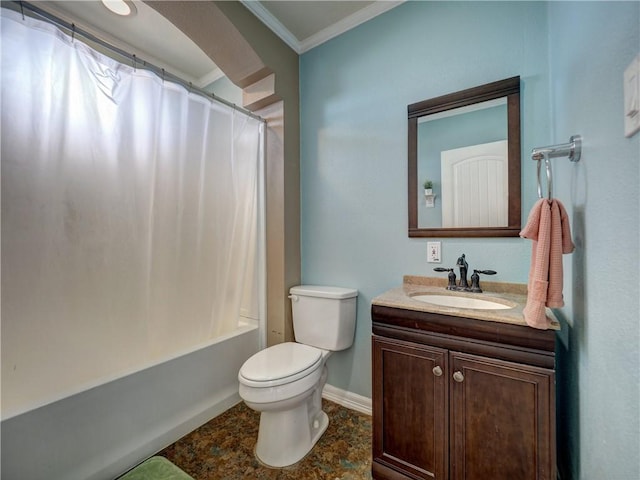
242, 1, 404, 54
28, 1, 404, 87
32, 0, 224, 87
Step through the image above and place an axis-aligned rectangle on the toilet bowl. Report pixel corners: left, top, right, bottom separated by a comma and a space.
238, 342, 330, 467
238, 285, 357, 468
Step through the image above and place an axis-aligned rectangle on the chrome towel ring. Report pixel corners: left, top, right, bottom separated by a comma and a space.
536, 154, 553, 200
531, 135, 582, 200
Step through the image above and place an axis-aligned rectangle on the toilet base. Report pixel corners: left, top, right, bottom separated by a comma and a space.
255, 406, 329, 468
241, 360, 331, 468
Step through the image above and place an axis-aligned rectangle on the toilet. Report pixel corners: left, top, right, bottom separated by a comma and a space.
238, 285, 358, 467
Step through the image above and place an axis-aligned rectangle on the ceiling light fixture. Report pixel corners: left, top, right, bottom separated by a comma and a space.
101, 0, 137, 17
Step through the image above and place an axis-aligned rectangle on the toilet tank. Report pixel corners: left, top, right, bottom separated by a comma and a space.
289, 285, 358, 351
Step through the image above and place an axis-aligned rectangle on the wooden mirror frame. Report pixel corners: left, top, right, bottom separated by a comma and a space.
408, 76, 521, 237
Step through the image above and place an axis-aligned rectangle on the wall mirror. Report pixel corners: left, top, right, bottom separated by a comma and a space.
408, 76, 521, 237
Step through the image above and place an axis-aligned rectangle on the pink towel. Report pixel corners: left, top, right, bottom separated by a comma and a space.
520, 198, 574, 329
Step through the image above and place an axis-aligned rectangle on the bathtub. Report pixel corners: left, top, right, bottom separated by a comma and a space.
0, 321, 261, 480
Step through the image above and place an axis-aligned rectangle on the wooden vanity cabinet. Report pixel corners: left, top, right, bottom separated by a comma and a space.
372, 304, 556, 480
373, 336, 448, 479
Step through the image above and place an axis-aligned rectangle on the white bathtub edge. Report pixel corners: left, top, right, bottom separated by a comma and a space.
1, 324, 260, 480
91, 387, 242, 480
2, 321, 258, 421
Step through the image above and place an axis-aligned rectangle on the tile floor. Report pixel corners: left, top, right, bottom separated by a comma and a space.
157, 399, 373, 479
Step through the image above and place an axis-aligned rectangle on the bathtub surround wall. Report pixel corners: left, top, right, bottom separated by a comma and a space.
300, 1, 639, 479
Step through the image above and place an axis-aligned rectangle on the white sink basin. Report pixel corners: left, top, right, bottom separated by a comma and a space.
410, 293, 515, 310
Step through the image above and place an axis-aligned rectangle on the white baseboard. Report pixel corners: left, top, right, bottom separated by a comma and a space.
322, 384, 372, 416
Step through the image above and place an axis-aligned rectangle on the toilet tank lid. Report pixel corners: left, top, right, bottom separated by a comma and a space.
290, 285, 357, 299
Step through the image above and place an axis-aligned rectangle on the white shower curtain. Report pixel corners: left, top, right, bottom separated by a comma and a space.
1, 9, 263, 416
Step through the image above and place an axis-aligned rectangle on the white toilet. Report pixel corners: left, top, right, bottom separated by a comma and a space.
238, 285, 358, 468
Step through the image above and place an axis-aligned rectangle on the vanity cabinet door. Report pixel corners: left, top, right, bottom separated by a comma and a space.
372, 336, 448, 480
449, 352, 555, 480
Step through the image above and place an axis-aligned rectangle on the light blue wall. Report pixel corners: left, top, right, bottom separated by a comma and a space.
300, 2, 639, 479
547, 2, 639, 479
300, 1, 549, 400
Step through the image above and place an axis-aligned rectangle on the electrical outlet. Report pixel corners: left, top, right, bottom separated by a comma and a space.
427, 242, 441, 263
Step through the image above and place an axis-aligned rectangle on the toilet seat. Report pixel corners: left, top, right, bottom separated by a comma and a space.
239, 342, 323, 388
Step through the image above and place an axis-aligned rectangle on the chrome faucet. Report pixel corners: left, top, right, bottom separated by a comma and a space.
456, 254, 469, 290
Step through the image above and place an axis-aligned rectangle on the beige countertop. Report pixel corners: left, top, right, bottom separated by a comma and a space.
372, 275, 560, 330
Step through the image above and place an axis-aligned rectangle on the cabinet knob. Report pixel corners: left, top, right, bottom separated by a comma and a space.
453, 371, 464, 383
432, 366, 443, 377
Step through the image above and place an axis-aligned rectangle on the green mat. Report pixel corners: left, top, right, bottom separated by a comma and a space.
119, 456, 194, 480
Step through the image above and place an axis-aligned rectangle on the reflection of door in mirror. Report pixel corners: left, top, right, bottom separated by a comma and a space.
441, 140, 508, 227
417, 99, 507, 229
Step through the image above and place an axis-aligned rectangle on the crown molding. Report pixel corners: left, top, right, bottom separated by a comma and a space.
240, 0, 302, 53
299, 1, 404, 53
241, 0, 405, 55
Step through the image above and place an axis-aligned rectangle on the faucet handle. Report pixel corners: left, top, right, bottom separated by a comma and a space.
469, 269, 497, 293
475, 269, 496, 275
433, 267, 457, 290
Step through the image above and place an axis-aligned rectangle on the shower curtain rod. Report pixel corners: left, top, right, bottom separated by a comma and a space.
12, 1, 265, 123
